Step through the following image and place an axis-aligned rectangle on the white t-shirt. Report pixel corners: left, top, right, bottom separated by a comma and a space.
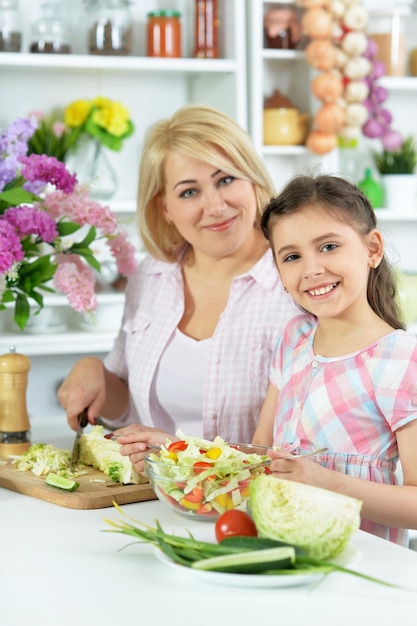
149, 328, 211, 437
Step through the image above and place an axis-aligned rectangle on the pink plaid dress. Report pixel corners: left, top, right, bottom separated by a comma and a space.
270, 314, 417, 546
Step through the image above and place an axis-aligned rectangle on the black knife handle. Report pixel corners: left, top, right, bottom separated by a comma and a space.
78, 410, 89, 428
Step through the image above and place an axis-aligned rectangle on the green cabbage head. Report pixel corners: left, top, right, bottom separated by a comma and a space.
250, 474, 362, 560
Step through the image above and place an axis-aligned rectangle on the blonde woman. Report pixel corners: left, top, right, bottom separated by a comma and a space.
58, 105, 297, 471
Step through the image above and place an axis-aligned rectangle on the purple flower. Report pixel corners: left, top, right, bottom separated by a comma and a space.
4, 205, 58, 243
19, 154, 78, 194
0, 117, 37, 191
0, 219, 24, 273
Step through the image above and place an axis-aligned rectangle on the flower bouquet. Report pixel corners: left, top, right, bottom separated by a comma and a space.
0, 116, 137, 331
63, 96, 135, 152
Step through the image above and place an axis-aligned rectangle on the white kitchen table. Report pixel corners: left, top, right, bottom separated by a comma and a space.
1, 417, 417, 626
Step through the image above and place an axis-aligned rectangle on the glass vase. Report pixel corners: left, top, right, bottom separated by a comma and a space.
66, 138, 118, 200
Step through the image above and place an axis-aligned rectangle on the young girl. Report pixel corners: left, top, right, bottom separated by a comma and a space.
252, 174, 417, 546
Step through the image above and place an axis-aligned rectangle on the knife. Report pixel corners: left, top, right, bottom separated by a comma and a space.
70, 410, 89, 470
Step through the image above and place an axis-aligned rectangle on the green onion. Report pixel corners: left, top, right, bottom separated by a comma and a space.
103, 503, 416, 592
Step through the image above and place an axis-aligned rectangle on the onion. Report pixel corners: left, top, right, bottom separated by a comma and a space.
362, 118, 384, 138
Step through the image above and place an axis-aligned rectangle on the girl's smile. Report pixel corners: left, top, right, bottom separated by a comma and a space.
271, 204, 382, 322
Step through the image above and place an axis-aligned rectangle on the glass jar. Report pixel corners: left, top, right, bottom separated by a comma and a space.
0, 0, 21, 52
368, 6, 412, 76
147, 10, 181, 58
30, 1, 72, 54
86, 0, 132, 56
263, 4, 301, 50
193, 0, 219, 58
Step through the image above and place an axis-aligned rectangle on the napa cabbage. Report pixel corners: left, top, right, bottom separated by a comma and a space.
79, 425, 144, 485
250, 474, 362, 560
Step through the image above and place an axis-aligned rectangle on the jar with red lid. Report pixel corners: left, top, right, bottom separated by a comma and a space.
193, 0, 219, 58
147, 10, 181, 58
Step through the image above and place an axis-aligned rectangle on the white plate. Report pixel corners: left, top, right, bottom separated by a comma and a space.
154, 542, 362, 588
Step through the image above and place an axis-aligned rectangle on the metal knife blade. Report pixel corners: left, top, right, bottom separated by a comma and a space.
70, 410, 89, 470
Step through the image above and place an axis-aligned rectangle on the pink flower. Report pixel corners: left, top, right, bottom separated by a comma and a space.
4, 205, 58, 243
106, 231, 137, 275
19, 154, 77, 194
53, 254, 97, 313
0, 220, 24, 273
42, 184, 118, 234
52, 121, 67, 138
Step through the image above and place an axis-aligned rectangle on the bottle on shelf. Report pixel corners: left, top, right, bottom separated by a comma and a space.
358, 168, 384, 209
147, 10, 182, 58
0, 0, 21, 52
86, 0, 132, 56
193, 0, 219, 58
29, 0, 72, 54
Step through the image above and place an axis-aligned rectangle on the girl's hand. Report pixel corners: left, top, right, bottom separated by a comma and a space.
114, 424, 178, 474
268, 448, 330, 488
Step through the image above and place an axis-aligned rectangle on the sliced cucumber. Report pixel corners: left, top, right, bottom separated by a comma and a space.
45, 473, 80, 491
191, 546, 296, 574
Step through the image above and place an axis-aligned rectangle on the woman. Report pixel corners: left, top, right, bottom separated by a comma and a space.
58, 104, 297, 470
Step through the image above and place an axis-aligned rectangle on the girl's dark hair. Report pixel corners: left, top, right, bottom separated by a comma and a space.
261, 174, 405, 330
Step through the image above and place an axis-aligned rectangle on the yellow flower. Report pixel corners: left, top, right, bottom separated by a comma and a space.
91, 101, 131, 138
62, 96, 134, 151
64, 100, 92, 129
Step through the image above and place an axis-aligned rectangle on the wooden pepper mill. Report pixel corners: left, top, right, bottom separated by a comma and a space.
0, 346, 31, 459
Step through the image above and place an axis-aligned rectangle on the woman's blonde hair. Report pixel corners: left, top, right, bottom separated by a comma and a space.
136, 104, 275, 261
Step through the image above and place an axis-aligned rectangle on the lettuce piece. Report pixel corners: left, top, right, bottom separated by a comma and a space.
250, 474, 362, 560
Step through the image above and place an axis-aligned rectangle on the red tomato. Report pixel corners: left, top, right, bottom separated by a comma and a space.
167, 440, 188, 452
182, 487, 204, 503
193, 461, 214, 475
215, 510, 258, 543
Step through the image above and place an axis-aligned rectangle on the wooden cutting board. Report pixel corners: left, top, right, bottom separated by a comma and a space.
0, 461, 157, 509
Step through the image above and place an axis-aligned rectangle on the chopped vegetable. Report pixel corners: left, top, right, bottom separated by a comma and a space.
79, 425, 145, 485
192, 546, 296, 573
250, 474, 362, 560
12, 443, 84, 479
145, 432, 270, 517
45, 473, 80, 491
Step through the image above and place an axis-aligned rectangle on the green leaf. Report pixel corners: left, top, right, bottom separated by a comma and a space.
14, 294, 30, 330
1, 290, 14, 303
0, 187, 37, 206
70, 226, 97, 248
57, 221, 82, 236
18, 256, 53, 278
28, 291, 44, 307
77, 252, 101, 272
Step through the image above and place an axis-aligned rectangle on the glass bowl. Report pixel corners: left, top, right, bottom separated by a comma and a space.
144, 442, 270, 521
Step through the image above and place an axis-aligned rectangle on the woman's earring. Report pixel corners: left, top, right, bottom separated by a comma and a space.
282, 286, 288, 293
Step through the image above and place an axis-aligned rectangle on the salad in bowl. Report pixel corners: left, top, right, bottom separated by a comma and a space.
144, 433, 270, 520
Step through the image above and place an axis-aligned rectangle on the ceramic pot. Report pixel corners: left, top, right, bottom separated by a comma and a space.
263, 108, 309, 146
382, 174, 417, 213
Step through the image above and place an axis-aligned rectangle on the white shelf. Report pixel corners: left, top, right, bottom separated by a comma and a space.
0, 52, 238, 75
0, 330, 116, 356
380, 77, 417, 92
262, 49, 305, 61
